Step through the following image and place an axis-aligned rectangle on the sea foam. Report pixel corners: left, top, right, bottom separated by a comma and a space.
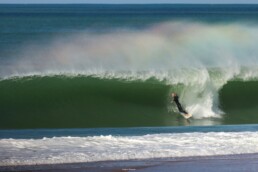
1, 131, 258, 166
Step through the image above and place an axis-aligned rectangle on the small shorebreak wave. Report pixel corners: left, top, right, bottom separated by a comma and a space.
1, 130, 258, 166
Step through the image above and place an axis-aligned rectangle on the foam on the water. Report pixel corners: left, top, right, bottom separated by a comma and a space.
1, 131, 258, 166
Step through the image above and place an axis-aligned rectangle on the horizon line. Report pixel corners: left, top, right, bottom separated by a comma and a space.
0, 3, 258, 4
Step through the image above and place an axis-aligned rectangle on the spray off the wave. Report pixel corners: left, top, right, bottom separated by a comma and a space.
1, 22, 258, 119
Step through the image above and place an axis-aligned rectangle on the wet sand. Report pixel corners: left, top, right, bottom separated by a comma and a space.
1, 153, 258, 172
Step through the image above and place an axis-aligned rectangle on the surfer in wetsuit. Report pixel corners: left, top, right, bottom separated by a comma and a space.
171, 93, 188, 114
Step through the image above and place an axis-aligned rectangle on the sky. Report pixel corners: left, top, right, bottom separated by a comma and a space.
0, 0, 258, 4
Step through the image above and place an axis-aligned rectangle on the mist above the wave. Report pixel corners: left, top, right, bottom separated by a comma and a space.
2, 21, 258, 76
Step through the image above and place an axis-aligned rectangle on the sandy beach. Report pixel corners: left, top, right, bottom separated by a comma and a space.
1, 153, 258, 172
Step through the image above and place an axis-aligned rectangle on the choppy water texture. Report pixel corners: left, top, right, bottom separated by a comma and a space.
1, 4, 258, 128
1, 125, 258, 167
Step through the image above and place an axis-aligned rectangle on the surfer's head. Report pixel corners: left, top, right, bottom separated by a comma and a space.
171, 93, 176, 97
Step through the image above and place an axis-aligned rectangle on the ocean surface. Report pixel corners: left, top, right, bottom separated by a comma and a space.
1, 4, 258, 169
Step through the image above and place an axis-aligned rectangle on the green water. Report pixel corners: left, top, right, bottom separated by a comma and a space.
0, 76, 258, 129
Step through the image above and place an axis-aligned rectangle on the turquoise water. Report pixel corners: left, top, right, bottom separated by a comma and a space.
1, 124, 258, 139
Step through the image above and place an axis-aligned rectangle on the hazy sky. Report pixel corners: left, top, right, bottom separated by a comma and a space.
1, 0, 258, 4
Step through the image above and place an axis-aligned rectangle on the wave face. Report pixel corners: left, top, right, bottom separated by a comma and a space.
1, 5, 258, 128
0, 76, 170, 128
1, 75, 258, 129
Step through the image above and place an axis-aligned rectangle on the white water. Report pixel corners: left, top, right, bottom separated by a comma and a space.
1, 132, 258, 166
1, 22, 258, 118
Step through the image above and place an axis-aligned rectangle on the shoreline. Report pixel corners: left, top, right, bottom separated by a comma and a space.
1, 153, 258, 172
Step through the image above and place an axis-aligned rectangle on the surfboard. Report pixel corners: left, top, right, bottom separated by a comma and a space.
180, 113, 192, 119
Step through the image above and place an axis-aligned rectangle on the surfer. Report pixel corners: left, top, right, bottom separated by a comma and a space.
171, 93, 188, 115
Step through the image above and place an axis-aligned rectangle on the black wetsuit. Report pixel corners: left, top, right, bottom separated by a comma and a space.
173, 95, 188, 114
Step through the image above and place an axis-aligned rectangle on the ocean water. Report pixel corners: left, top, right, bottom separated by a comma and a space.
1, 4, 258, 168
